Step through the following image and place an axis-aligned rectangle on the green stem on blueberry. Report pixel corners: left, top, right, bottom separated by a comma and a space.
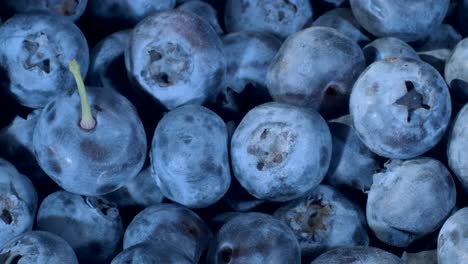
68, 59, 96, 130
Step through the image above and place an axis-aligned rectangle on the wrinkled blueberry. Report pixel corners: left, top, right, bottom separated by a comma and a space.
350, 57, 451, 159
266, 26, 365, 118
125, 10, 226, 110
363, 37, 420, 65
437, 207, 468, 264
311, 246, 403, 264
274, 184, 369, 259
230, 102, 332, 201
0, 11, 89, 108
37, 190, 123, 263
350, 0, 449, 42
0, 158, 37, 247
151, 104, 230, 208
447, 102, 468, 193
224, 0, 313, 39
206, 212, 301, 264
367, 157, 456, 247
123, 203, 212, 263
0, 231, 78, 264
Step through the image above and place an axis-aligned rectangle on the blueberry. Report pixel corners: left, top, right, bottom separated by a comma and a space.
224, 0, 313, 39
123, 203, 213, 263
402, 250, 437, 264
311, 246, 403, 264
0, 231, 78, 264
366, 157, 456, 247
274, 184, 369, 260
437, 207, 468, 264
447, 102, 468, 193
230, 102, 332, 201
312, 8, 371, 46
458, 0, 468, 36
445, 38, 468, 99
33, 61, 147, 196
111, 242, 192, 264
362, 37, 420, 65
206, 212, 301, 264
325, 120, 378, 192
151, 104, 230, 208
349, 57, 451, 159
125, 10, 226, 110
0, 11, 89, 108
103, 165, 163, 209
350, 0, 450, 42
266, 26, 365, 118
0, 158, 37, 247
0, 0, 88, 21
177, 0, 224, 35
37, 190, 123, 263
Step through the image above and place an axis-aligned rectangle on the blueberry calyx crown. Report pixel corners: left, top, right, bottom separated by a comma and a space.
68, 59, 96, 130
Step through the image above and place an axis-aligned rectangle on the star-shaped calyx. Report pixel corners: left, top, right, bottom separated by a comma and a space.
393, 81, 430, 122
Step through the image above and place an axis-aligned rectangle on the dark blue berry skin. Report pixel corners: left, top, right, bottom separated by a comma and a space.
350, 57, 452, 159
362, 37, 420, 65
447, 102, 468, 193
177, 0, 223, 35
231, 102, 332, 202
274, 184, 369, 260
350, 0, 449, 42
0, 11, 89, 109
367, 157, 456, 247
312, 8, 370, 46
437, 207, 468, 264
266, 26, 365, 119
87, 30, 130, 88
311, 246, 403, 264
325, 120, 378, 192
445, 38, 468, 99
207, 212, 301, 264
32, 86, 147, 196
103, 165, 164, 208
37, 190, 123, 263
111, 243, 192, 264
223, 31, 281, 95
0, 231, 79, 264
88, 0, 176, 26
151, 104, 230, 208
123, 203, 213, 263
224, 0, 313, 40
0, 158, 37, 247
125, 10, 226, 110
0, 0, 88, 21
402, 250, 437, 264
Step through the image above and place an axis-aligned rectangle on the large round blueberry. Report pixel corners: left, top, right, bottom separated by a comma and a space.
437, 207, 468, 264
0, 158, 37, 247
37, 191, 123, 263
349, 57, 451, 159
366, 157, 456, 247
151, 104, 230, 208
266, 26, 365, 118
230, 102, 332, 201
123, 203, 212, 263
33, 86, 147, 196
1, 0, 88, 21
445, 38, 468, 99
125, 10, 225, 110
206, 212, 301, 264
447, 102, 468, 193
0, 231, 78, 264
111, 243, 192, 264
0, 11, 89, 108
224, 0, 313, 39
273, 184, 369, 259
311, 246, 403, 264
350, 0, 449, 42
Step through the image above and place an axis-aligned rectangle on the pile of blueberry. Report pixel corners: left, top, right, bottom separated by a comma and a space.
0, 0, 467, 263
